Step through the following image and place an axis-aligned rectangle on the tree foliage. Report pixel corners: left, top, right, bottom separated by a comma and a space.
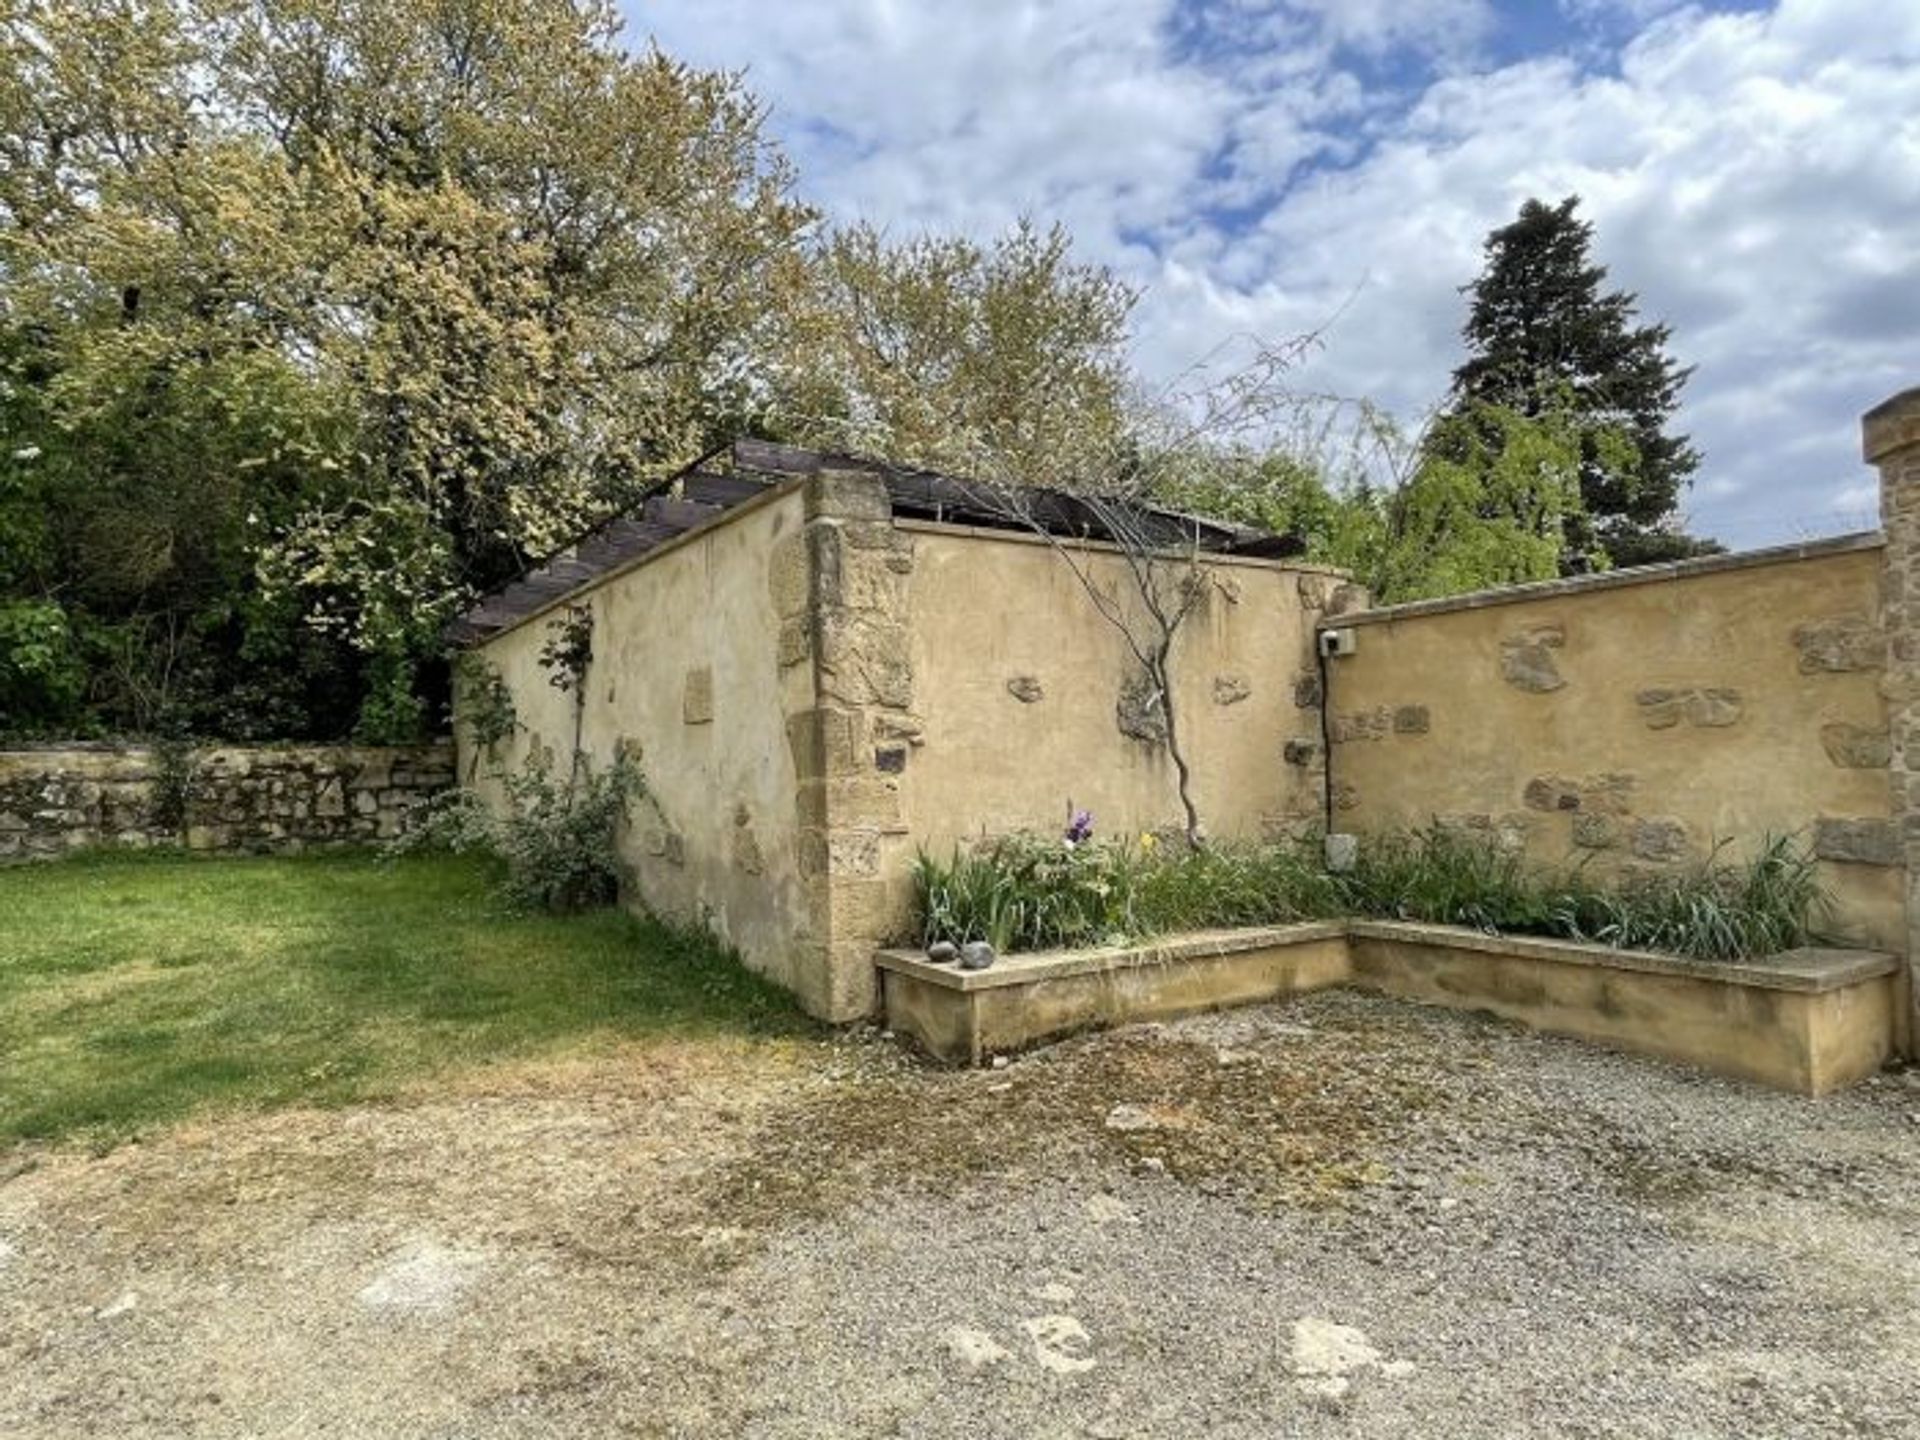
0, 0, 812, 737
1442, 196, 1716, 567
1158, 398, 1606, 604
783, 220, 1136, 487
0, 0, 1145, 740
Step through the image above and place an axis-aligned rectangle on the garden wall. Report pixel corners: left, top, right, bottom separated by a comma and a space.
0, 742, 453, 861
462, 483, 824, 1010
1320, 534, 1903, 955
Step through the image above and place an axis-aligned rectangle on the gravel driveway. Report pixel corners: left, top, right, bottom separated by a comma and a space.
4, 992, 1918, 1438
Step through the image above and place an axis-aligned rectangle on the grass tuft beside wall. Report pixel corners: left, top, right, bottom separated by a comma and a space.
0, 851, 804, 1147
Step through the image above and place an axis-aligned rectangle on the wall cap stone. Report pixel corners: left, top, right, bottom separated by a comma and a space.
1348, 920, 1895, 993
875, 921, 1349, 992
1864, 386, 1920, 464
876, 918, 1895, 996
1324, 531, 1885, 630
891, 516, 1352, 579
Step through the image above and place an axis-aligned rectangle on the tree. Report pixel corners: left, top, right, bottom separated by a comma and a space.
784, 220, 1136, 487
1444, 196, 1714, 567
1, 0, 813, 737
1160, 397, 1603, 605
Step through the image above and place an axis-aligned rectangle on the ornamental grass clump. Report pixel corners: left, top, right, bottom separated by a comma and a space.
913, 820, 1342, 954
1553, 834, 1833, 962
1337, 826, 1833, 962
914, 820, 1834, 963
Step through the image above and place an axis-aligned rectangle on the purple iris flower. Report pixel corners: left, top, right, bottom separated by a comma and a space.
1065, 807, 1095, 844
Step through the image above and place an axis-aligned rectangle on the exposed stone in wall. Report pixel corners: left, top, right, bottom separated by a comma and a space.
1571, 813, 1618, 850
790, 467, 921, 1021
1792, 614, 1885, 674
1116, 672, 1169, 743
1821, 721, 1891, 769
1499, 625, 1566, 693
1522, 772, 1633, 816
1296, 574, 1339, 610
1864, 387, 1920, 1041
1629, 817, 1690, 864
1635, 687, 1743, 729
1330, 780, 1360, 812
1392, 705, 1430, 735
872, 713, 926, 748
1006, 675, 1045, 704
1293, 673, 1323, 709
1814, 817, 1900, 867
1329, 707, 1391, 744
1434, 811, 1531, 853
731, 803, 765, 876
1325, 583, 1369, 617
682, 667, 714, 725
1283, 737, 1322, 768
1212, 673, 1252, 706
0, 743, 452, 862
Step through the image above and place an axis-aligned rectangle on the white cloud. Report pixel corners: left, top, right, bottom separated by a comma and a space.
629, 0, 1920, 548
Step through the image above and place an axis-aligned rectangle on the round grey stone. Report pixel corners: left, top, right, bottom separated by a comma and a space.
958, 941, 996, 971
925, 940, 958, 965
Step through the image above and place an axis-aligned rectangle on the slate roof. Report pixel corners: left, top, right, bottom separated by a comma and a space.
445, 439, 1303, 647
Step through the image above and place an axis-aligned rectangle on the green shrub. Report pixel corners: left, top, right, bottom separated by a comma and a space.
390, 752, 646, 914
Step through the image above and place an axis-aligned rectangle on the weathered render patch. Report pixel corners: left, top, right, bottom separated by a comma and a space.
1500, 625, 1566, 693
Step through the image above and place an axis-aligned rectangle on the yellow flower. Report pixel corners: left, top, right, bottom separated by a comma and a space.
1139, 831, 1157, 851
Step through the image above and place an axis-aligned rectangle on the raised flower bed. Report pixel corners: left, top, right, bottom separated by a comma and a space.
874, 919, 1897, 1094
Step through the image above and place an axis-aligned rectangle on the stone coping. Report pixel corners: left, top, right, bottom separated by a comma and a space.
874, 921, 1349, 992
877, 919, 1896, 997
1324, 531, 1884, 629
891, 517, 1353, 579
1347, 920, 1897, 994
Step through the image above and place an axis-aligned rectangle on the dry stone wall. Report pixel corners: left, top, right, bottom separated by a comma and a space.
0, 743, 453, 862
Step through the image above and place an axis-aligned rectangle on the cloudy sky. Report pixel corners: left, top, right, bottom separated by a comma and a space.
629, 0, 1919, 549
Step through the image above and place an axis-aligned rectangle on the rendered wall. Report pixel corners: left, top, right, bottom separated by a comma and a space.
461, 484, 825, 1007
900, 524, 1340, 855
1322, 536, 1902, 955
459, 473, 1346, 1023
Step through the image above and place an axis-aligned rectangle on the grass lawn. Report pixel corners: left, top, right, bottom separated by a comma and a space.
0, 850, 805, 1147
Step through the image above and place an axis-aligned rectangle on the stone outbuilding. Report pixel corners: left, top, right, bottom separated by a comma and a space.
450, 441, 1348, 1020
